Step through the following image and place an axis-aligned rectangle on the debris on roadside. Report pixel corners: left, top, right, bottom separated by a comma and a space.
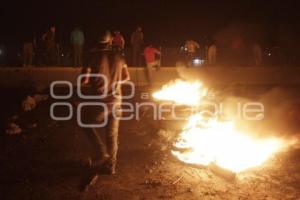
138, 106, 152, 120
26, 123, 37, 129
151, 129, 177, 152
22, 94, 48, 112
172, 174, 184, 185
209, 163, 236, 181
157, 129, 176, 143
83, 174, 99, 192
143, 178, 162, 187
146, 168, 153, 174
22, 96, 36, 111
6, 123, 22, 135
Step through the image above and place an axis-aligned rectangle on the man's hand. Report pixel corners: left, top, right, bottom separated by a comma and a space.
82, 67, 92, 85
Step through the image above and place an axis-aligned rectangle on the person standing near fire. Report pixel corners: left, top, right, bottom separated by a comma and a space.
23, 32, 36, 67
112, 31, 125, 51
184, 39, 200, 54
81, 36, 130, 175
184, 39, 200, 64
144, 44, 161, 84
208, 43, 217, 65
71, 26, 85, 67
253, 42, 262, 66
43, 26, 57, 65
131, 26, 144, 66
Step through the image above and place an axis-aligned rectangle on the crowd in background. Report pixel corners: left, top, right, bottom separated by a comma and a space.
10, 25, 273, 68
22, 26, 145, 68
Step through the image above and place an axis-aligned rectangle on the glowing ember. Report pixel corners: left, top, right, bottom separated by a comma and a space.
172, 113, 284, 172
153, 80, 287, 173
152, 79, 207, 106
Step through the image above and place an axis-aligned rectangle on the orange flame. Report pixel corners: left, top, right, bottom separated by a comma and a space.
153, 80, 289, 173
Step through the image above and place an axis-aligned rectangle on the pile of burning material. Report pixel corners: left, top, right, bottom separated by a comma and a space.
171, 113, 284, 173
152, 79, 290, 178
152, 80, 209, 130
152, 79, 207, 106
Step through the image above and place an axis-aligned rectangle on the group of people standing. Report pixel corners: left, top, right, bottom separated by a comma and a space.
22, 25, 159, 69
23, 26, 57, 67
26, 26, 265, 71
22, 26, 127, 67
184, 39, 217, 65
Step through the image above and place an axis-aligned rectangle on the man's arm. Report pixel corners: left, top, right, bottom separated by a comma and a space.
121, 64, 130, 83
81, 67, 92, 85
154, 48, 161, 55
121, 36, 125, 49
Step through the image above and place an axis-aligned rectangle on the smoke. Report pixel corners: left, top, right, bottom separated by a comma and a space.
258, 87, 300, 135
220, 87, 300, 141
173, 65, 299, 143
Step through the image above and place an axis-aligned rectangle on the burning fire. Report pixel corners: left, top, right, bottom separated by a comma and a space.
172, 113, 284, 172
152, 79, 207, 106
153, 80, 287, 173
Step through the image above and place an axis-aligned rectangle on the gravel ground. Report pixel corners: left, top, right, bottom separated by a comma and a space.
0, 86, 299, 200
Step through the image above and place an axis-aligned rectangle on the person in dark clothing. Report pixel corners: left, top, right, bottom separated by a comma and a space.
81, 40, 130, 175
43, 26, 57, 65
23, 32, 36, 67
71, 27, 85, 67
131, 26, 144, 66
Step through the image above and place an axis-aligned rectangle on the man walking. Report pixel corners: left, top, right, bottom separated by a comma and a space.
81, 36, 130, 175
71, 27, 85, 67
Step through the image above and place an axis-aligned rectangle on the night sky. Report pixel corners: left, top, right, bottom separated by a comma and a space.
1, 0, 300, 47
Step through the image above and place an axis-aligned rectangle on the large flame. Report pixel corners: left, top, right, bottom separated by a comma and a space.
153, 80, 287, 173
172, 113, 284, 172
152, 79, 207, 106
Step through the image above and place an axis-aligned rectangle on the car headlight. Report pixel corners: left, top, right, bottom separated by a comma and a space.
192, 58, 204, 65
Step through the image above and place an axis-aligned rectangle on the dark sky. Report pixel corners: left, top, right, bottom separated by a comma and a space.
1, 0, 299, 46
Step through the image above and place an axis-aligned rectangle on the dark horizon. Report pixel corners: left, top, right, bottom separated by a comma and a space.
1, 0, 300, 47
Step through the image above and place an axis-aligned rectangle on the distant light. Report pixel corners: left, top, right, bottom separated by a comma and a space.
180, 46, 188, 51
193, 58, 204, 66
268, 53, 271, 56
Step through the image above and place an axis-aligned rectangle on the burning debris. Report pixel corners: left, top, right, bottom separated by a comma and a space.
152, 79, 207, 106
171, 114, 284, 173
153, 79, 292, 175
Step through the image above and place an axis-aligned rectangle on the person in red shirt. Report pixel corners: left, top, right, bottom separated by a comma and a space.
112, 31, 125, 51
144, 44, 161, 84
